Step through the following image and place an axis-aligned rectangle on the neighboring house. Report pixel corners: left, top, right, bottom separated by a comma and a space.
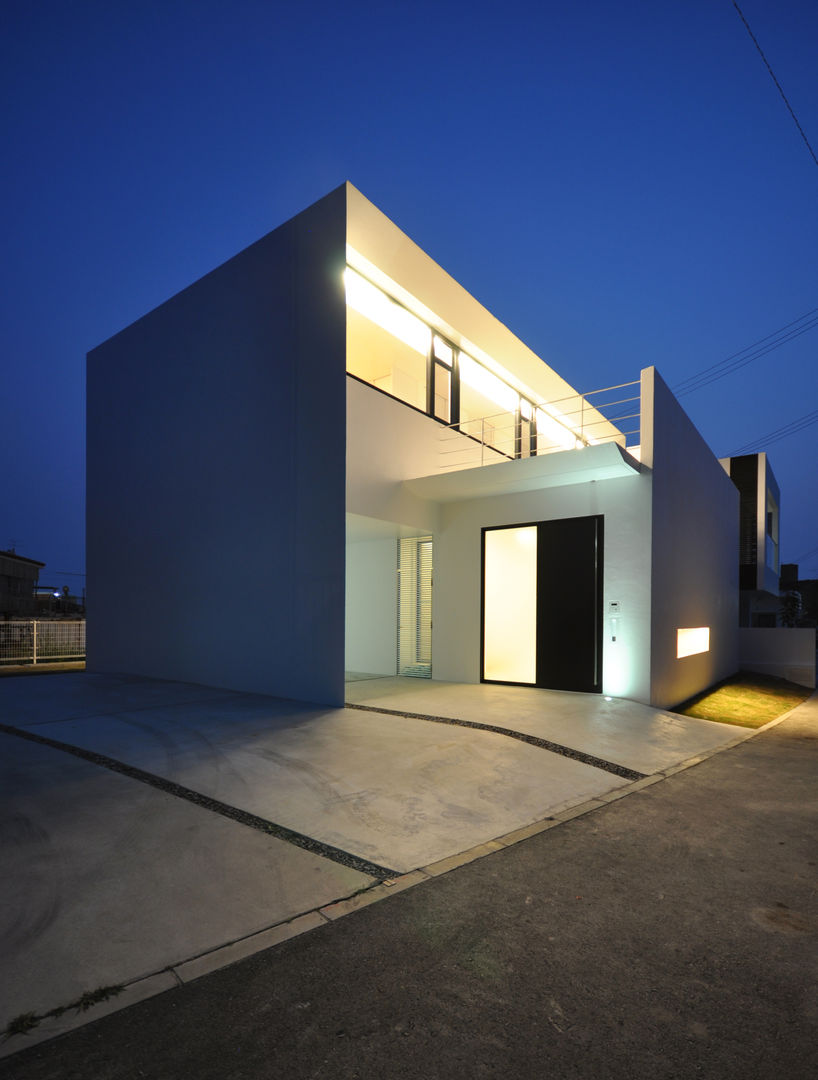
719, 453, 781, 627
87, 182, 738, 710
0, 550, 45, 618
780, 564, 818, 627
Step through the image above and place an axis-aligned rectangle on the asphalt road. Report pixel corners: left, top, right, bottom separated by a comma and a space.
2, 699, 816, 1080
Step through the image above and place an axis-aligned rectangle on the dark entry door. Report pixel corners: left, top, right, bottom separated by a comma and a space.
536, 516, 603, 693
481, 515, 603, 694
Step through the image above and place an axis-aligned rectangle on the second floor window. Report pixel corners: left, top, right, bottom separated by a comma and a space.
345, 265, 579, 458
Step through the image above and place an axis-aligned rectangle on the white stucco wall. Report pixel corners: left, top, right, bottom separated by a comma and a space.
739, 627, 816, 688
345, 375, 507, 535
87, 186, 348, 705
645, 368, 739, 708
346, 377, 440, 533
432, 471, 653, 703
345, 537, 398, 675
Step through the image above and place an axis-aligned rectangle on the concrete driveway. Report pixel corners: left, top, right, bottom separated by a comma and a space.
0, 671, 748, 1048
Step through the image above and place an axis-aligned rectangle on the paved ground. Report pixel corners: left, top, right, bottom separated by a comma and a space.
0, 671, 804, 1074
345, 677, 745, 775
1, 690, 814, 1078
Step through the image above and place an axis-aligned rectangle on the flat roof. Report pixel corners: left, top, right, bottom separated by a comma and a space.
0, 551, 45, 567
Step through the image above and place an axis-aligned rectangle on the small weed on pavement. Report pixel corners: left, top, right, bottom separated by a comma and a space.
2, 985, 123, 1043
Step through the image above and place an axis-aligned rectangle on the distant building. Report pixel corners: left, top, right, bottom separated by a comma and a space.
719, 453, 781, 627
0, 550, 45, 618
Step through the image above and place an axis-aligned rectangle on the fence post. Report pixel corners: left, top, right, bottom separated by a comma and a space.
32, 620, 38, 665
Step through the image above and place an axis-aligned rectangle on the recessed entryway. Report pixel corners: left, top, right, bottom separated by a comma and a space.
482, 516, 603, 693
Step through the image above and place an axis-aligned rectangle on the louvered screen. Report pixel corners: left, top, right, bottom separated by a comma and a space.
397, 536, 433, 677
417, 540, 433, 665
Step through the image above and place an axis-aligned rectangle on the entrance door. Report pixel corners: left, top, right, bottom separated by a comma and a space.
481, 516, 603, 693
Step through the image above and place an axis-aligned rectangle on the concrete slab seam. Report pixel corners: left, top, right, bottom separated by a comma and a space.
0, 721, 399, 880
171, 911, 331, 983
345, 702, 646, 781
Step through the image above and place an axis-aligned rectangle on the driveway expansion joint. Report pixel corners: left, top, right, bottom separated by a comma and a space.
345, 702, 646, 781
0, 722, 398, 881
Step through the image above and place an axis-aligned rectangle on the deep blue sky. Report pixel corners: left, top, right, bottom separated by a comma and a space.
3, 0, 817, 590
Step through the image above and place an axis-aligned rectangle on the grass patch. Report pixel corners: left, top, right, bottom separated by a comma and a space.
674, 672, 813, 728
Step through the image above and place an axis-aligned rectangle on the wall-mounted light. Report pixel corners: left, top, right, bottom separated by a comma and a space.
676, 627, 710, 658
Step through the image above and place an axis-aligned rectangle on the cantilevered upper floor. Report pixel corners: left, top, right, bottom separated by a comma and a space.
345, 183, 632, 464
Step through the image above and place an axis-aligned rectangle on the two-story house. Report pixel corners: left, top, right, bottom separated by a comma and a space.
87, 183, 738, 709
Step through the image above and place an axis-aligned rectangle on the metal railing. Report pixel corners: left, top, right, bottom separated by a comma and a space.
0, 620, 86, 665
438, 380, 641, 471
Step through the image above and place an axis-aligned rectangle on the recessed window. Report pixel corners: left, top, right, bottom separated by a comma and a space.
433, 336, 453, 365
536, 406, 576, 451
766, 490, 779, 573
459, 354, 517, 457
433, 362, 452, 422
676, 627, 710, 658
344, 264, 580, 462
345, 268, 429, 412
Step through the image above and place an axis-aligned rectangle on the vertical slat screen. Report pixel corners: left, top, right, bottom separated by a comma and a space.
397, 536, 433, 677
417, 540, 433, 665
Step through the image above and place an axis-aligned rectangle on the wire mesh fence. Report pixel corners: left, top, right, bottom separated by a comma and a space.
0, 621, 86, 665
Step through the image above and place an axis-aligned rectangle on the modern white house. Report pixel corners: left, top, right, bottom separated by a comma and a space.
87, 182, 739, 710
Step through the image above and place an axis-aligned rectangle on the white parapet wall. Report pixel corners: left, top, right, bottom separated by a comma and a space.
739, 627, 817, 689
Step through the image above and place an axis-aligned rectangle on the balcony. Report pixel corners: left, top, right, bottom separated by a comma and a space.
404, 381, 642, 502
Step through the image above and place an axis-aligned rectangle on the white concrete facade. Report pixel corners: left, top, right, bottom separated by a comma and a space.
87, 185, 348, 705
739, 627, 816, 688
88, 182, 739, 711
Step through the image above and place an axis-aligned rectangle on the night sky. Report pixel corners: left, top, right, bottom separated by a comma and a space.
3, 0, 817, 593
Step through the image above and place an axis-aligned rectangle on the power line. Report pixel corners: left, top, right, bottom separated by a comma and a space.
733, 1, 818, 172
732, 408, 818, 453
674, 305, 818, 396
791, 543, 818, 564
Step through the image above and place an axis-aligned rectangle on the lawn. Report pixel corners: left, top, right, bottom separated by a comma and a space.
674, 672, 814, 728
